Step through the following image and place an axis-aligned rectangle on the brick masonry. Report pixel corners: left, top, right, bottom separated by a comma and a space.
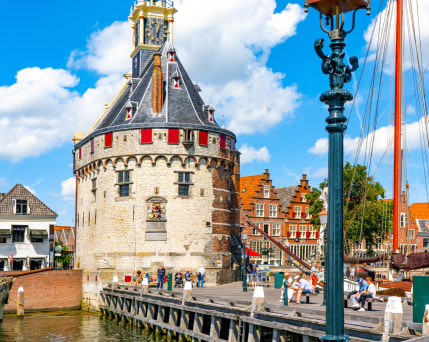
1, 270, 82, 312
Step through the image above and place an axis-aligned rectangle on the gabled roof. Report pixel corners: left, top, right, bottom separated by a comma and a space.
275, 186, 298, 213
410, 203, 429, 220
77, 41, 233, 147
416, 219, 429, 234
240, 174, 264, 211
0, 184, 57, 217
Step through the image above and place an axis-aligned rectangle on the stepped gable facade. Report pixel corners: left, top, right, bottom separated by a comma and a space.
0, 184, 57, 271
239, 170, 285, 265
72, 1, 240, 285
276, 175, 318, 262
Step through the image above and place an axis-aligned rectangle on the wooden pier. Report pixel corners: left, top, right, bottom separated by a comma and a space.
99, 284, 427, 342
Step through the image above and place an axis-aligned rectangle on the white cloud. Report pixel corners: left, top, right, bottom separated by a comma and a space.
239, 144, 271, 164
68, 21, 131, 75
312, 167, 328, 179
174, 0, 305, 134
308, 138, 328, 155
363, 0, 429, 72
24, 185, 36, 195
61, 177, 76, 201
0, 68, 124, 161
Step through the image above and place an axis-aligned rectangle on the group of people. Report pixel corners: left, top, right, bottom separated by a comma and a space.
280, 272, 314, 304
174, 266, 205, 288
348, 277, 377, 311
133, 265, 206, 290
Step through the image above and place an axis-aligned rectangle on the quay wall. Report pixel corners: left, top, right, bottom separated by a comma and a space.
1, 270, 83, 312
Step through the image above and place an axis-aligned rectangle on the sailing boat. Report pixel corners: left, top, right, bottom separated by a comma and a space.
342, 0, 429, 282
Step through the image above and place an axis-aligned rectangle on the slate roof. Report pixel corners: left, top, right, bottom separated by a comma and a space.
416, 219, 429, 234
240, 174, 264, 211
78, 42, 233, 147
0, 184, 57, 217
275, 186, 298, 213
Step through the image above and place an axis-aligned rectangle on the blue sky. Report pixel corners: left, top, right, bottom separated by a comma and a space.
1, 0, 428, 226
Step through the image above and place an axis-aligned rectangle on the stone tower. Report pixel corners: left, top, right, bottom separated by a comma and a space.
72, 0, 240, 293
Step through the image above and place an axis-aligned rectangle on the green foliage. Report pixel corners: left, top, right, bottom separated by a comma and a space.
54, 240, 73, 268
308, 162, 392, 254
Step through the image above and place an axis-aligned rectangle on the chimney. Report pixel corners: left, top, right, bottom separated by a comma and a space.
152, 53, 163, 113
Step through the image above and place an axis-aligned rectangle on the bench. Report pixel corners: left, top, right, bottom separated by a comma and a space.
344, 295, 383, 311
304, 292, 318, 304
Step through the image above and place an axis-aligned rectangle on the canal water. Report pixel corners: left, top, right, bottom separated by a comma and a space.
0, 312, 168, 342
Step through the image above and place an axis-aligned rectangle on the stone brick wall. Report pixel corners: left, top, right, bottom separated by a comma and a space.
1, 270, 82, 312
74, 127, 240, 282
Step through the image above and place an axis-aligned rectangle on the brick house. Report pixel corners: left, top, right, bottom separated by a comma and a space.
408, 203, 429, 252
240, 170, 285, 265
0, 184, 57, 271
276, 174, 318, 262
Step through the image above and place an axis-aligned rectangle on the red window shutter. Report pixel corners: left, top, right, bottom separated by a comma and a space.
141, 128, 153, 143
287, 232, 290, 238
292, 212, 296, 218
78, 148, 82, 160
306, 231, 311, 238
168, 129, 179, 144
199, 131, 208, 146
316, 232, 319, 239
296, 231, 301, 238
90, 139, 94, 153
220, 134, 226, 149
301, 213, 306, 218
105, 132, 113, 147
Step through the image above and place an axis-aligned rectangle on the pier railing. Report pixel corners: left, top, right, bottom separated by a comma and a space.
98, 285, 420, 342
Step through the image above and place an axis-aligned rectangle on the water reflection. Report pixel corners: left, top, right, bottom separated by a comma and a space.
0, 314, 168, 342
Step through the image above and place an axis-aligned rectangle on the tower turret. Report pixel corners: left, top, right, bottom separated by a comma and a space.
129, 0, 177, 77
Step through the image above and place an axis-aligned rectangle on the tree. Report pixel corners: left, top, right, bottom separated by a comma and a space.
308, 162, 392, 254
54, 240, 73, 269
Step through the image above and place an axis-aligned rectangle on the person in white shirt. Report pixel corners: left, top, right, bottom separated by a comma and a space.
197, 265, 206, 287
279, 272, 294, 303
292, 274, 313, 304
358, 277, 376, 311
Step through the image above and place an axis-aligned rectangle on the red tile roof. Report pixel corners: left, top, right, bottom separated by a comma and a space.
410, 203, 429, 220
240, 174, 264, 210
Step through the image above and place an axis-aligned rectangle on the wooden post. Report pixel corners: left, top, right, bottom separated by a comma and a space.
167, 308, 179, 339
156, 305, 166, 335
17, 286, 24, 317
248, 323, 255, 342
228, 319, 240, 342
272, 329, 279, 342
210, 316, 221, 338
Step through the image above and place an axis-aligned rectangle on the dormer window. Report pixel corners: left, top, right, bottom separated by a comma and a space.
203, 104, 215, 122
172, 76, 180, 88
15, 199, 29, 215
168, 51, 176, 62
125, 102, 133, 120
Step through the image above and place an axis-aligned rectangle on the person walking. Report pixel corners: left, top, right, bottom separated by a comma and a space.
157, 266, 166, 289
311, 262, 318, 292
247, 259, 258, 290
197, 265, 206, 287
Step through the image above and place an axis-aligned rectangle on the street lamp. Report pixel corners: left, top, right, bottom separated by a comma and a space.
304, 1, 370, 341
241, 231, 248, 292
319, 207, 328, 306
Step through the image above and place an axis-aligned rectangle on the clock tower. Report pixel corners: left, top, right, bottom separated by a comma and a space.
129, 0, 177, 78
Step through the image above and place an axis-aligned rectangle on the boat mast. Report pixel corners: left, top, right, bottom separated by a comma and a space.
393, 0, 403, 253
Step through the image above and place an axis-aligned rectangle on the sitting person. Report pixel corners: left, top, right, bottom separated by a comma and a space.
292, 274, 313, 304
351, 277, 369, 309
357, 277, 376, 311
133, 270, 143, 286
175, 271, 184, 287
184, 270, 192, 281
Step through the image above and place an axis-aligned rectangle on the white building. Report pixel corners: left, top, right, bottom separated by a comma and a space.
0, 184, 57, 271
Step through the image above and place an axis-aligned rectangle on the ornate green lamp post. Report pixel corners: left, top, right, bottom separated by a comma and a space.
241, 231, 248, 292
304, 1, 370, 341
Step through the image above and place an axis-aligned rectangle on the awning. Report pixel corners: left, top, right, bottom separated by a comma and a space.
30, 230, 48, 239
0, 229, 11, 238
246, 247, 262, 257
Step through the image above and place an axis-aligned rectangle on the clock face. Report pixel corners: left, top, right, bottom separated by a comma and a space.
134, 20, 140, 47
145, 18, 167, 45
